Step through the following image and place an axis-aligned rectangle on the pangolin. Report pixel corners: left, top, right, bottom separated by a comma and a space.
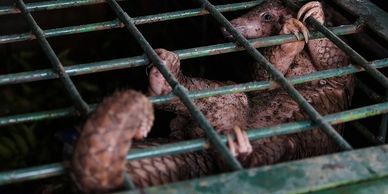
148, 0, 354, 166
71, 0, 355, 192
71, 90, 216, 193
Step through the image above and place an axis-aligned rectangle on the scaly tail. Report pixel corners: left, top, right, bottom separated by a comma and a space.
71, 90, 154, 193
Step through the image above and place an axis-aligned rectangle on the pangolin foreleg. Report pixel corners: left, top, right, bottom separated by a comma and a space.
147, 49, 251, 146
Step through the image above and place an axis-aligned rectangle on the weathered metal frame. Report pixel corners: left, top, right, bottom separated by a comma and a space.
1, 0, 388, 192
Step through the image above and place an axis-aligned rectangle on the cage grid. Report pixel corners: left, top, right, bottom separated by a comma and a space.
0, 0, 388, 193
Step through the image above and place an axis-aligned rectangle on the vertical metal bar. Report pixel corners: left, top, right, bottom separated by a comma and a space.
286, 0, 388, 90
105, 0, 242, 170
14, 0, 90, 116
289, 0, 388, 142
1, 1, 262, 45
0, 24, 360, 86
331, 0, 388, 42
195, 0, 352, 150
306, 18, 388, 89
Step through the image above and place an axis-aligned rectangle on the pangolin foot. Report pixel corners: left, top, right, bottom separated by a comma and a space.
297, 1, 324, 25
148, 48, 181, 96
281, 18, 310, 43
227, 126, 253, 158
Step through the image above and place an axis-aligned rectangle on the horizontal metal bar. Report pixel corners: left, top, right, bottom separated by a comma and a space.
1, 101, 387, 185
1, 58, 387, 126
308, 18, 388, 90
0, 1, 261, 45
197, 0, 352, 150
106, 0, 241, 169
0, 25, 360, 86
286, 0, 388, 90
14, 0, 90, 116
121, 144, 388, 194
0, 0, 120, 15
332, 0, 388, 42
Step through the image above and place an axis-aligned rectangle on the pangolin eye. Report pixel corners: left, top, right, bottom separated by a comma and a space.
262, 13, 273, 22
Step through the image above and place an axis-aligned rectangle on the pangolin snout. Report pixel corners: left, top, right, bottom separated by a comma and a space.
221, 19, 250, 40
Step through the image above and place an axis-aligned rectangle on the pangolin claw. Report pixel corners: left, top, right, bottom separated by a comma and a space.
284, 18, 310, 43
297, 1, 324, 24
227, 126, 253, 157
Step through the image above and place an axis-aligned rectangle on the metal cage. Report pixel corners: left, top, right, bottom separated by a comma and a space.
0, 0, 388, 193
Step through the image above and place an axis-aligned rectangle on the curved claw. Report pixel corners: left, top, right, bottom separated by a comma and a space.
288, 19, 310, 43
227, 135, 237, 157
302, 7, 323, 22
297, 1, 324, 24
227, 126, 253, 157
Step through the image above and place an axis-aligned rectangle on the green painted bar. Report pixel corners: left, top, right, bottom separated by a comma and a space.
332, 0, 388, 42
0, 25, 359, 86
0, 1, 260, 45
1, 102, 388, 185
0, 0, 116, 15
15, 0, 90, 115
1, 58, 388, 126
106, 0, 241, 169
0, 163, 65, 186
198, 0, 351, 150
118, 144, 388, 194
312, 177, 388, 194
0, 20, 123, 44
